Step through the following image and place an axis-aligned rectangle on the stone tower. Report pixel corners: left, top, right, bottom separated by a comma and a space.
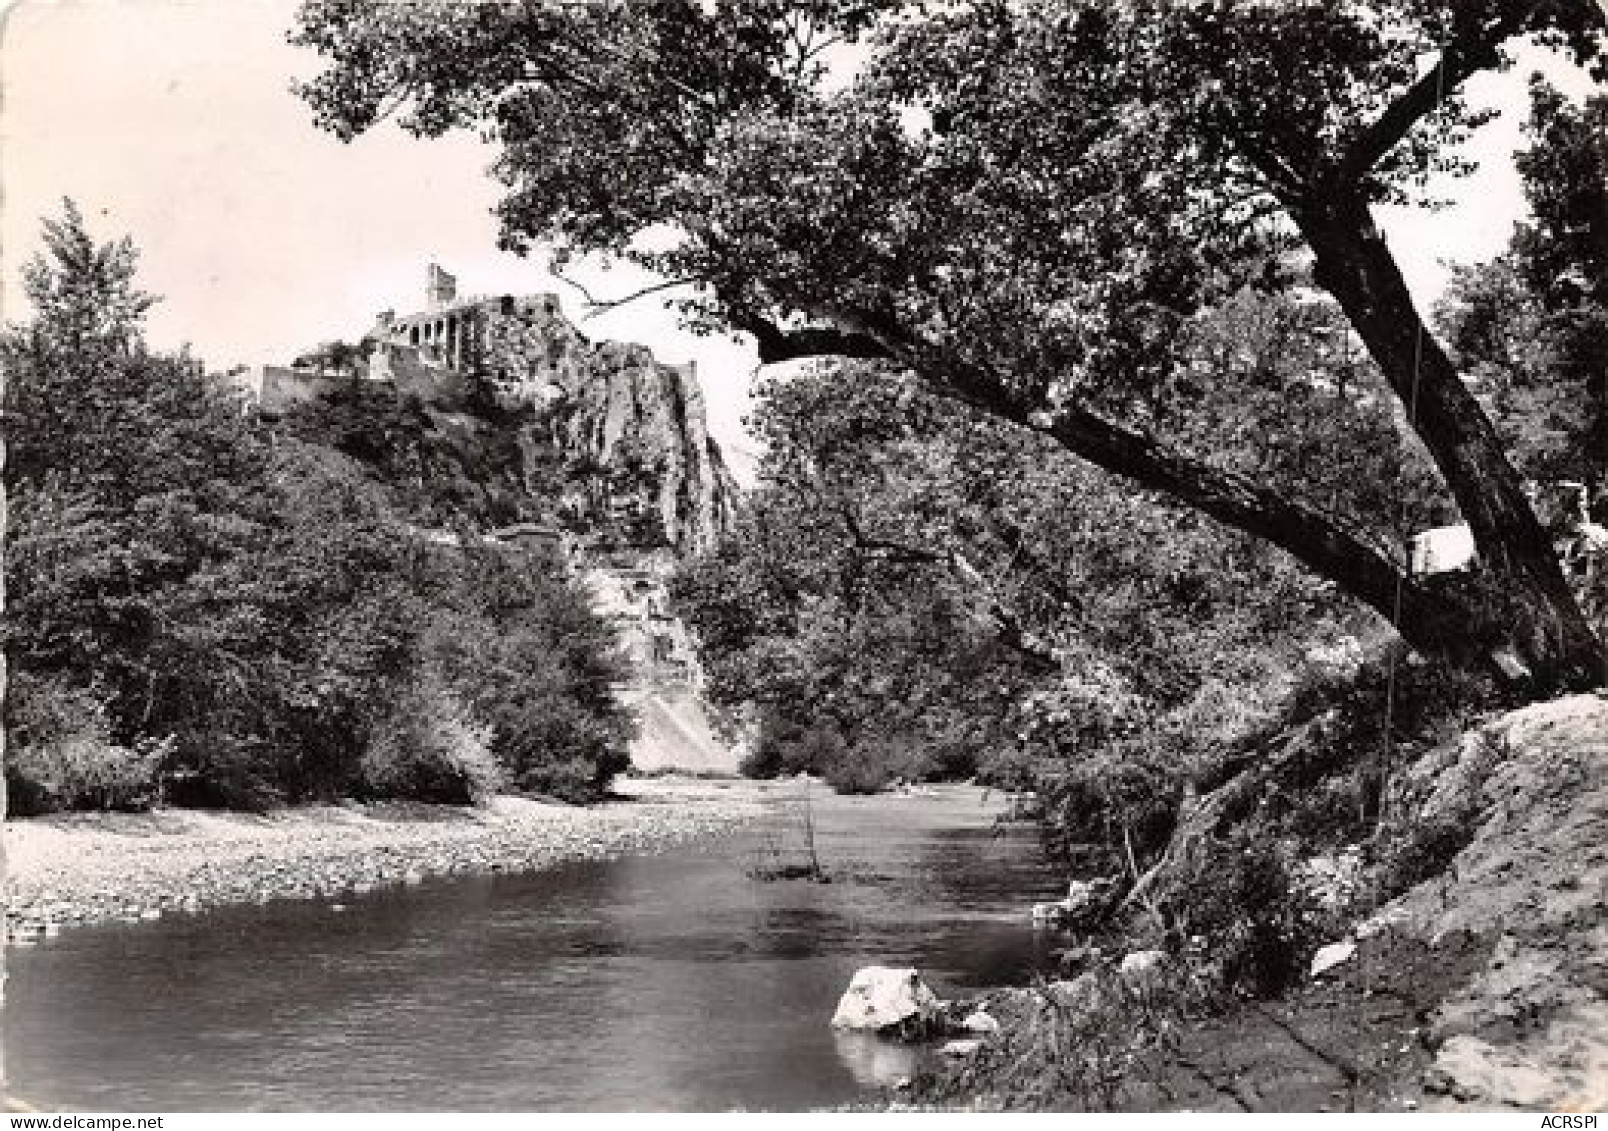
426, 263, 457, 311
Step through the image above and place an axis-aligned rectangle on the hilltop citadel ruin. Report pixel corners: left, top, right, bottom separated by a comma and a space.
230, 264, 736, 555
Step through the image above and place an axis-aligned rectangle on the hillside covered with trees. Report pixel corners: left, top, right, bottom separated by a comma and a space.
4, 203, 634, 812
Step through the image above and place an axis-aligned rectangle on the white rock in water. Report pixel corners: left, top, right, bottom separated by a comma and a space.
830, 966, 941, 1033
961, 1009, 1000, 1034
1310, 940, 1357, 978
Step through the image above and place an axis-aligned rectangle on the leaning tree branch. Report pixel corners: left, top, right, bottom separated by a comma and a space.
551, 270, 705, 319
1333, 4, 1537, 188
729, 305, 891, 365
729, 299, 1475, 662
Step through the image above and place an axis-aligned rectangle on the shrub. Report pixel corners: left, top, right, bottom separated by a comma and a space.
1038, 736, 1186, 873
418, 555, 636, 805
8, 734, 169, 815
975, 742, 1043, 793
1172, 827, 1331, 998
737, 741, 784, 780
172, 734, 286, 812
739, 713, 934, 793
514, 754, 613, 804
915, 963, 1212, 1111
362, 681, 502, 805
736, 710, 800, 780
821, 748, 899, 795
6, 675, 166, 814
493, 696, 631, 803
739, 714, 845, 781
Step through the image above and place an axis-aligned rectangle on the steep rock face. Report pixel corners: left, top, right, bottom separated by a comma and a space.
479, 299, 739, 556
270, 294, 739, 558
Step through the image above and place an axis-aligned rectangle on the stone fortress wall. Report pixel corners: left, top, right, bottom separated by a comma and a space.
364, 267, 700, 406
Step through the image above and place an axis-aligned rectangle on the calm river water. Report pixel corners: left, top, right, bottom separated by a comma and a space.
5, 784, 1063, 1111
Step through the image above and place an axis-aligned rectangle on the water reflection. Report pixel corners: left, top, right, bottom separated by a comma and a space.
831, 1031, 920, 1091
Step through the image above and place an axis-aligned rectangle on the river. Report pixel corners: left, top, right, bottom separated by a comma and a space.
4, 783, 1062, 1111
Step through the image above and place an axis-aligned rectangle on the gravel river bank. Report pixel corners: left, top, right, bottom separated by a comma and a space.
3, 776, 766, 942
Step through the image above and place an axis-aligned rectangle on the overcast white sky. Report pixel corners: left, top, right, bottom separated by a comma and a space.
1, 1, 1599, 472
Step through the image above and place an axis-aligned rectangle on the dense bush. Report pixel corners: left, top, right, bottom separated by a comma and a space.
736, 713, 930, 794
916, 965, 1213, 1111
1174, 828, 1331, 998
419, 548, 635, 803
1037, 739, 1186, 877
492, 698, 632, 802
5, 674, 167, 815
361, 679, 502, 805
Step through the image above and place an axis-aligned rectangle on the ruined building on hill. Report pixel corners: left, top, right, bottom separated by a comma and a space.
230, 263, 739, 559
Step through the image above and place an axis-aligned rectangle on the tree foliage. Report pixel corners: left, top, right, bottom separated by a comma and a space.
19, 198, 156, 353
672, 363, 1068, 787
673, 338, 1389, 799
1437, 80, 1608, 497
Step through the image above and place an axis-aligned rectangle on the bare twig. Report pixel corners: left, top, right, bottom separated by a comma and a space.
550, 268, 702, 319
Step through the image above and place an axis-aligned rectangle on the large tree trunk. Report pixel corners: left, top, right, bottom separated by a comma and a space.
1299, 189, 1605, 695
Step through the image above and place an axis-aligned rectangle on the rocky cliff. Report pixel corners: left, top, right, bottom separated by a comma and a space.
265, 293, 739, 558
1377, 693, 1608, 1110
479, 299, 738, 555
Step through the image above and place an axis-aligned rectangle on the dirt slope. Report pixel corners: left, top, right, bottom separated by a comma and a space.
1372, 692, 1608, 1109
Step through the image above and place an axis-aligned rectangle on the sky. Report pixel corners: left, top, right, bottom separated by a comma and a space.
1, 1, 1600, 478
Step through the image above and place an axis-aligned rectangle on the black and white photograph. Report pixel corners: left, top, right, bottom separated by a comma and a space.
1, 0, 1605, 1116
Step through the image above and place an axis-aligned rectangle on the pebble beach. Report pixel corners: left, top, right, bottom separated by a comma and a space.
3, 776, 766, 943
